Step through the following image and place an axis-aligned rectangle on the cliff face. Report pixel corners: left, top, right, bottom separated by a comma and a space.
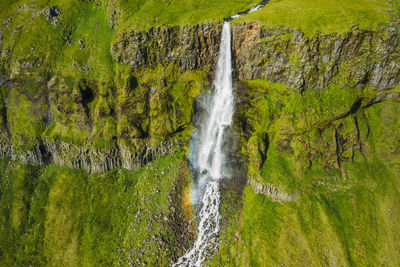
112, 23, 221, 71
107, 21, 400, 266
112, 21, 400, 92
232, 22, 400, 91
0, 22, 216, 173
3, 19, 400, 173
0, 68, 198, 173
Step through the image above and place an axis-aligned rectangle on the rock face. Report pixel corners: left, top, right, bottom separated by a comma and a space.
248, 178, 298, 202
0, 133, 180, 173
113, 21, 400, 91
2, 17, 400, 176
232, 22, 400, 91
112, 23, 222, 71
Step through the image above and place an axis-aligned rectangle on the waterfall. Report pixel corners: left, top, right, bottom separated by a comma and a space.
173, 2, 268, 266
173, 21, 233, 267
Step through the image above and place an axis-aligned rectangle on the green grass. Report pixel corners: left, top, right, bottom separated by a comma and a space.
0, 153, 191, 266
53, 3, 115, 82
236, 0, 397, 36
6, 88, 47, 149
114, 0, 260, 32
229, 154, 399, 266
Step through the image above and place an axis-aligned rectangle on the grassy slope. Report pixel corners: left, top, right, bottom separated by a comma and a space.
211, 80, 400, 266
0, 153, 192, 266
235, 0, 397, 36
115, 0, 259, 32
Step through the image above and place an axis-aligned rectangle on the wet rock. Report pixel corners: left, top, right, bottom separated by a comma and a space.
0, 72, 11, 88
31, 6, 61, 25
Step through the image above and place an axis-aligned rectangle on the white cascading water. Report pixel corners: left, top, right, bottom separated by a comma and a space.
173, 2, 268, 266
173, 21, 233, 267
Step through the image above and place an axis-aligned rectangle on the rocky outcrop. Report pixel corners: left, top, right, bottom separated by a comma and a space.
112, 23, 221, 71
248, 177, 298, 202
232, 22, 400, 92
0, 133, 181, 173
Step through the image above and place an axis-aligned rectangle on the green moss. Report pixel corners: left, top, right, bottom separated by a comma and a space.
132, 64, 209, 140
0, 153, 191, 266
7, 88, 47, 149
214, 162, 400, 266
213, 79, 400, 266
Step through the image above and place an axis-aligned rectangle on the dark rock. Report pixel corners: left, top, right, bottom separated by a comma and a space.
0, 135, 181, 174
232, 23, 400, 92
0, 73, 11, 88
43, 6, 61, 25
112, 22, 221, 72
45, 6, 61, 20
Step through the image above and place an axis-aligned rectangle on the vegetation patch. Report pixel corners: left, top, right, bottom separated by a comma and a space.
113, 0, 260, 32
234, 0, 398, 36
212, 79, 400, 266
0, 153, 194, 266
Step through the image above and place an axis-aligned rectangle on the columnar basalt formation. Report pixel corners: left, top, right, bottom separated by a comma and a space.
0, 133, 181, 173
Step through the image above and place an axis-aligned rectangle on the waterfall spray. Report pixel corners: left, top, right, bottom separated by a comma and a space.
173, 2, 268, 266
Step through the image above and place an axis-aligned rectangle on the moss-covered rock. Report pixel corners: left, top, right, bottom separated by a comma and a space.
232, 23, 400, 92
212, 79, 400, 266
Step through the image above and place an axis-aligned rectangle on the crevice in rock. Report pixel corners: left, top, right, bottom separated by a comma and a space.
349, 98, 362, 115
79, 81, 95, 118
354, 115, 363, 156
334, 125, 342, 168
